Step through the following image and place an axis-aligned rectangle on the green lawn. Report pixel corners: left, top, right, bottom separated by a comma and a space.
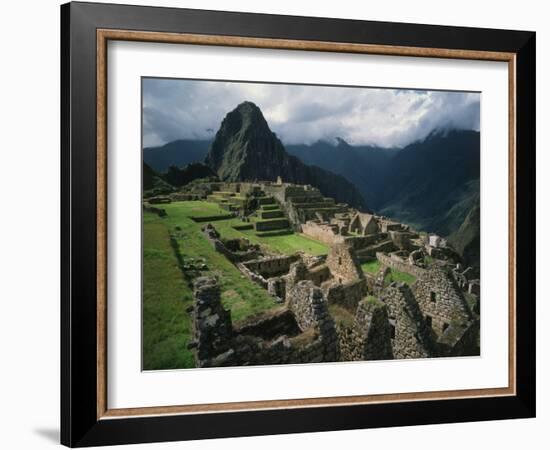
384, 268, 417, 286
159, 203, 278, 322
361, 259, 382, 274
143, 202, 284, 370
248, 231, 328, 256
174, 202, 329, 256
360, 260, 416, 286
142, 213, 195, 370
170, 200, 228, 218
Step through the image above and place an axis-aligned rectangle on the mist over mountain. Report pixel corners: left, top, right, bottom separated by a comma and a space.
204, 101, 368, 210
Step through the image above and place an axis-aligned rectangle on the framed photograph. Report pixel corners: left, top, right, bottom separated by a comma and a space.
61, 1, 536, 447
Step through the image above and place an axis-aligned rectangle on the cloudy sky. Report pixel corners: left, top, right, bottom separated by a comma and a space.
142, 78, 480, 149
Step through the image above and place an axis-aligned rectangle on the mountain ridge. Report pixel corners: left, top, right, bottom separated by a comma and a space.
204, 101, 369, 210
142, 107, 479, 244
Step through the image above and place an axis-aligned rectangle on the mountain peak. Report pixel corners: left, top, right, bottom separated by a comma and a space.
235, 100, 262, 114
204, 102, 368, 209
216, 101, 270, 140
232, 101, 266, 123
204, 101, 283, 180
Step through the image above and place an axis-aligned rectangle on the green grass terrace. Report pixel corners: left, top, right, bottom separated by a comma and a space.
360, 259, 417, 286
170, 201, 329, 257
142, 200, 329, 370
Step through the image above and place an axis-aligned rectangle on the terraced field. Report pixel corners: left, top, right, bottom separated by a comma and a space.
142, 200, 330, 369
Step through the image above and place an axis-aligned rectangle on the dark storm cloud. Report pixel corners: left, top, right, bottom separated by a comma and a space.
142, 78, 480, 148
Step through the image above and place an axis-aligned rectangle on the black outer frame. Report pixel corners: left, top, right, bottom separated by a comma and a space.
60, 1, 536, 447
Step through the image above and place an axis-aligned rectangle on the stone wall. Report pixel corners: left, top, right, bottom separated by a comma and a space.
233, 308, 300, 340
301, 221, 344, 245
261, 209, 285, 219
325, 278, 367, 312
326, 243, 364, 284
255, 218, 290, 231
339, 297, 394, 361
380, 221, 404, 232
242, 254, 299, 278
280, 261, 332, 300
355, 239, 396, 259
413, 267, 473, 336
261, 184, 289, 204
238, 182, 261, 196
436, 319, 480, 357
191, 277, 339, 367
143, 204, 167, 217
380, 283, 434, 359
237, 262, 268, 289
203, 224, 259, 263
307, 265, 331, 285
267, 277, 286, 302
376, 252, 426, 278
170, 193, 205, 201
191, 214, 234, 223
191, 277, 234, 365
343, 233, 387, 250
287, 281, 329, 330
389, 231, 415, 250
286, 281, 340, 360
282, 261, 308, 295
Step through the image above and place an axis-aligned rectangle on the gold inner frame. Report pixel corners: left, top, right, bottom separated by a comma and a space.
96, 29, 517, 420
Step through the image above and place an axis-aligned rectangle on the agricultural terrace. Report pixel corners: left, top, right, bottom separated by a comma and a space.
142, 200, 328, 370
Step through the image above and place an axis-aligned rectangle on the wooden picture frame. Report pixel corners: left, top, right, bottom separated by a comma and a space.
61, 1, 536, 447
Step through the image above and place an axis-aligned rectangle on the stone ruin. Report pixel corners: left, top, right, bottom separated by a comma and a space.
189, 276, 339, 367
202, 223, 261, 263
170, 180, 480, 367
189, 226, 480, 367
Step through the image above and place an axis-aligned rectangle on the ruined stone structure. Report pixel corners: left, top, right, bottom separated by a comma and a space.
380, 283, 434, 359
338, 297, 394, 361
202, 224, 260, 263
260, 182, 347, 228
325, 278, 367, 312
190, 277, 339, 367
191, 277, 234, 364
376, 252, 427, 278
349, 212, 379, 235
301, 221, 344, 245
173, 179, 480, 367
413, 267, 473, 337
325, 243, 364, 284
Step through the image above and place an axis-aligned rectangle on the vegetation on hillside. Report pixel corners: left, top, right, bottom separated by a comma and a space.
448, 200, 481, 269
162, 162, 218, 187
143, 162, 175, 198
